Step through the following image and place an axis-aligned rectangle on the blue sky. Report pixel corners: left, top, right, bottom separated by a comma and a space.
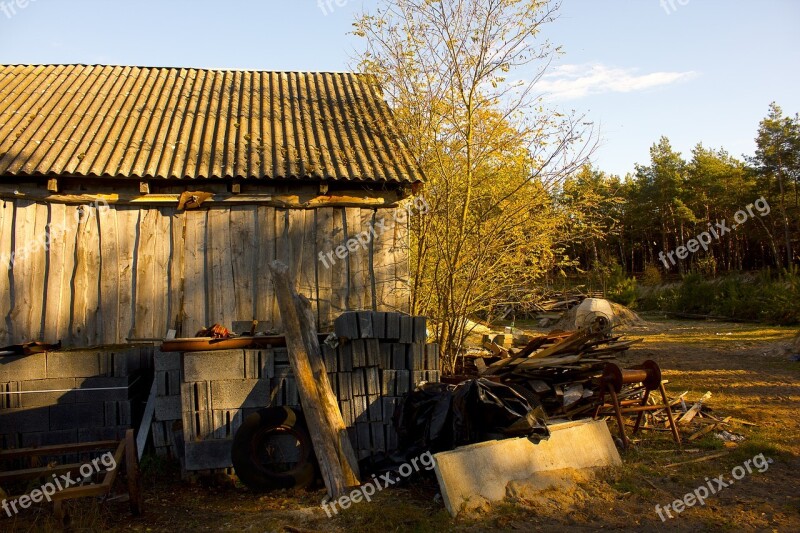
1, 0, 798, 177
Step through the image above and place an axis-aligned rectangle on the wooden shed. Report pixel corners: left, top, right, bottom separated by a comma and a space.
0, 65, 425, 349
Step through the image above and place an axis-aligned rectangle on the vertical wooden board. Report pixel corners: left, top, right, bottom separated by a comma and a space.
345, 207, 364, 310
168, 210, 186, 336
392, 206, 411, 313
132, 209, 158, 341
98, 205, 120, 345
28, 203, 49, 341
372, 207, 394, 312
207, 209, 236, 329
116, 207, 140, 343
315, 208, 334, 329
9, 201, 36, 342
71, 205, 101, 346
288, 209, 316, 305
361, 209, 375, 311
273, 209, 290, 329
255, 206, 276, 331
331, 208, 348, 315
151, 208, 171, 339
230, 206, 256, 322
183, 209, 208, 337
0, 201, 13, 345
57, 205, 79, 346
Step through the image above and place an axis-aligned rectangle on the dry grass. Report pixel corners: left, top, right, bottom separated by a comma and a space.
2, 318, 799, 532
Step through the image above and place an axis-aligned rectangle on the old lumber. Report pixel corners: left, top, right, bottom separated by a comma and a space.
678, 391, 712, 425
270, 261, 360, 499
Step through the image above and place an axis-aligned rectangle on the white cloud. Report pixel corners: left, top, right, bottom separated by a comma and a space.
537, 63, 697, 100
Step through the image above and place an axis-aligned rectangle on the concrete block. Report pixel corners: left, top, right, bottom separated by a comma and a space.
1, 382, 20, 409
322, 344, 338, 373
156, 369, 180, 397
357, 311, 374, 338
425, 344, 439, 371
155, 395, 182, 421
371, 312, 386, 339
334, 312, 359, 339
0, 407, 50, 433
409, 342, 425, 370
182, 381, 211, 413
185, 440, 233, 470
211, 409, 243, 439
364, 367, 380, 396
365, 339, 381, 367
338, 343, 353, 372
371, 422, 385, 451
385, 313, 401, 340
352, 395, 367, 422
22, 429, 78, 447
391, 344, 407, 369
395, 370, 410, 395
50, 403, 105, 430
74, 377, 131, 402
351, 370, 366, 397
17, 378, 77, 408
379, 343, 392, 369
412, 317, 427, 342
367, 395, 382, 422
183, 351, 246, 381
432, 419, 622, 516
46, 351, 110, 378
381, 370, 397, 396
154, 351, 181, 371
0, 353, 46, 381
104, 400, 132, 427
351, 340, 367, 367
273, 348, 289, 363
210, 379, 270, 409
78, 426, 125, 442
399, 315, 414, 343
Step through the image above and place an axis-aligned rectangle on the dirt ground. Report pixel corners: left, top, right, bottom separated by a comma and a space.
3, 316, 799, 532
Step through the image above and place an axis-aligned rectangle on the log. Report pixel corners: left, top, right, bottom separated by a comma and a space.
270, 260, 360, 498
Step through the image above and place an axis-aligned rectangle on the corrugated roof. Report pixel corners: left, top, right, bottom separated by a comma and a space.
0, 65, 424, 183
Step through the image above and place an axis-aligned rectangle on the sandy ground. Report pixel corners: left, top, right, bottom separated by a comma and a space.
2, 316, 799, 532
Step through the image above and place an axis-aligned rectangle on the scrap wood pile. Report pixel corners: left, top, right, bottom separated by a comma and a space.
459, 328, 644, 418
618, 389, 754, 447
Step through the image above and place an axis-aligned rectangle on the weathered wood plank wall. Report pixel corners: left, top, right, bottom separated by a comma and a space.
0, 200, 410, 347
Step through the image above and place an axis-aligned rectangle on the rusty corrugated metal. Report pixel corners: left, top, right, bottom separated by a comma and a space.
0, 65, 424, 183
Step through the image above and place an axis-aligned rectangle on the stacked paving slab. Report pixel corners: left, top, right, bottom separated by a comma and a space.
0, 348, 153, 449
153, 312, 439, 471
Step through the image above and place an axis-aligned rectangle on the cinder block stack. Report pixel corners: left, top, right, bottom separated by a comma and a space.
333, 311, 440, 459
175, 348, 284, 470
0, 347, 152, 449
158, 312, 438, 471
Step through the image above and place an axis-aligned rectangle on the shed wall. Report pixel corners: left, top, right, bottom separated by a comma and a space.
0, 200, 410, 347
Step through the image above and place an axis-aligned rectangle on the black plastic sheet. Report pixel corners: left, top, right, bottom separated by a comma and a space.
395, 378, 550, 456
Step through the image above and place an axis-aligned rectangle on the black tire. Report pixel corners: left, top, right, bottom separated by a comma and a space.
231, 406, 317, 492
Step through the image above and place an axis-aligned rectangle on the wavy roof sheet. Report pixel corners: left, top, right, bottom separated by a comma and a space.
0, 65, 423, 183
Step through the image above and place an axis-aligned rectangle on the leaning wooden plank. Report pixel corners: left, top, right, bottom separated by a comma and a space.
270, 260, 360, 498
688, 417, 730, 441
664, 451, 728, 468
678, 391, 712, 425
